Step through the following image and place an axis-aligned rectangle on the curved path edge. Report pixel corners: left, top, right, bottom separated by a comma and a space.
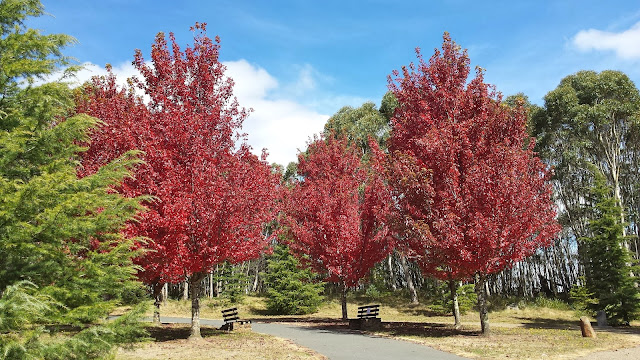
153, 317, 469, 360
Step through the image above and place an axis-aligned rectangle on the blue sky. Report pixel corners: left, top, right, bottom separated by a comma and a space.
30, 0, 640, 166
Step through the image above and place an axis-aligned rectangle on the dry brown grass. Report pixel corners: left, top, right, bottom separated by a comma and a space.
115, 323, 326, 360
375, 322, 640, 359
122, 295, 640, 359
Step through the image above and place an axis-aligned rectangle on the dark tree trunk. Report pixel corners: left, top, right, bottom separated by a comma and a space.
449, 279, 461, 329
475, 273, 490, 335
341, 282, 348, 320
189, 272, 206, 339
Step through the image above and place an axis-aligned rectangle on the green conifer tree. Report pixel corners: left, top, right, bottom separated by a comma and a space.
582, 168, 640, 325
263, 245, 324, 315
0, 1, 148, 357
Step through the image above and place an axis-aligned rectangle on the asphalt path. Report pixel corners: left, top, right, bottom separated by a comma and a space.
157, 316, 469, 360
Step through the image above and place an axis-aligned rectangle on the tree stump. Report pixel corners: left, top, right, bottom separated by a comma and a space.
580, 317, 596, 338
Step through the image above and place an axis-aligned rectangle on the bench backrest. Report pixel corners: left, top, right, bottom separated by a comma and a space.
357, 304, 380, 319
221, 307, 240, 323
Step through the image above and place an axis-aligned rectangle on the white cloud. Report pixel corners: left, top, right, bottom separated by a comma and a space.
223, 59, 278, 100
573, 21, 640, 60
223, 60, 328, 166
39, 59, 329, 166
36, 61, 139, 88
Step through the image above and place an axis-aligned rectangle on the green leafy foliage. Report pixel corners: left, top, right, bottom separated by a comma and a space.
0, 1, 148, 358
0, 282, 148, 360
569, 278, 598, 314
0, 0, 75, 104
430, 283, 477, 315
580, 169, 640, 325
324, 101, 390, 154
0, 281, 60, 332
213, 262, 250, 304
0, 0, 146, 313
263, 245, 324, 315
531, 70, 640, 274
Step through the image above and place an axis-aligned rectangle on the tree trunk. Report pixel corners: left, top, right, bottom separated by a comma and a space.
152, 282, 163, 324
183, 280, 189, 301
400, 255, 419, 304
388, 254, 397, 291
475, 273, 490, 335
162, 283, 168, 305
209, 272, 214, 298
341, 283, 348, 320
189, 272, 206, 339
449, 279, 462, 329
215, 264, 222, 297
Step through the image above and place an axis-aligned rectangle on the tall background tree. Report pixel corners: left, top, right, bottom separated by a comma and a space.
0, 0, 147, 357
387, 34, 560, 334
324, 101, 390, 155
77, 23, 279, 338
581, 167, 640, 324
531, 70, 640, 280
284, 134, 393, 320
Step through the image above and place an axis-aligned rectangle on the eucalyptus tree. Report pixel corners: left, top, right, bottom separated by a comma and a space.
532, 70, 640, 259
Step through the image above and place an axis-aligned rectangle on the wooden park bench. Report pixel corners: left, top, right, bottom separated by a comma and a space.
220, 307, 251, 331
349, 304, 382, 330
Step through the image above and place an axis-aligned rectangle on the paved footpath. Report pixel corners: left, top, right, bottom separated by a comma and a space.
159, 317, 468, 360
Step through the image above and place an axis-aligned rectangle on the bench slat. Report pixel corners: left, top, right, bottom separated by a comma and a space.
222, 307, 250, 324
356, 304, 380, 319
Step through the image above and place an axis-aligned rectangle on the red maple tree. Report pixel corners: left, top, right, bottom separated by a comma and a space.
283, 134, 393, 320
77, 23, 279, 338
387, 34, 560, 334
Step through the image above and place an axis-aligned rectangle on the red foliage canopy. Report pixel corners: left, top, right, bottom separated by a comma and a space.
77, 23, 279, 285
388, 34, 560, 280
284, 135, 393, 287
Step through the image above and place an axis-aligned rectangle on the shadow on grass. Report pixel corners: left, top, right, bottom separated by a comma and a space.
402, 307, 447, 317
379, 322, 480, 338
146, 324, 224, 342
592, 325, 640, 336
516, 317, 579, 330
255, 317, 480, 338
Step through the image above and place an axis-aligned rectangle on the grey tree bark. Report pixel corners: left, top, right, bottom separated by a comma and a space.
475, 273, 490, 335
400, 255, 419, 304
152, 282, 163, 323
449, 279, 461, 329
189, 272, 206, 339
341, 282, 348, 320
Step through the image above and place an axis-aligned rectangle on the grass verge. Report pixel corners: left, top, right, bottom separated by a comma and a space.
114, 295, 640, 359
115, 323, 326, 360
375, 322, 640, 359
